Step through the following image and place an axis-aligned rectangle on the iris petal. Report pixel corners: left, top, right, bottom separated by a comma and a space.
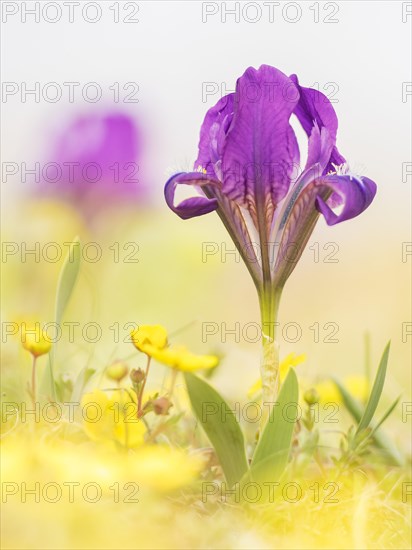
316, 174, 377, 225
273, 173, 377, 287
195, 94, 235, 178
290, 74, 345, 172
222, 65, 300, 220
164, 172, 218, 220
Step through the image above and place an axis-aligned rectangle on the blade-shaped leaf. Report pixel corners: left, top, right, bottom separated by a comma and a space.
369, 396, 401, 438
250, 368, 299, 481
334, 373, 404, 466
55, 236, 81, 325
184, 372, 248, 487
42, 237, 81, 399
356, 341, 390, 435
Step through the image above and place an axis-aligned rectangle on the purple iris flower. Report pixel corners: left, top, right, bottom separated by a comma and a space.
40, 112, 143, 217
165, 65, 376, 418
165, 65, 376, 292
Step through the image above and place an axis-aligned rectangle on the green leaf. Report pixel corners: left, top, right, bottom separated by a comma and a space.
250, 368, 299, 481
42, 237, 81, 400
184, 372, 248, 487
335, 379, 403, 465
334, 346, 404, 466
55, 236, 81, 326
356, 341, 390, 435
334, 379, 363, 421
369, 396, 401, 438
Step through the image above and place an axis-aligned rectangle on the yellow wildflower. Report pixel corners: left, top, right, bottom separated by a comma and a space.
131, 324, 168, 355
345, 375, 369, 402
131, 324, 218, 372
20, 323, 52, 358
248, 353, 306, 397
312, 379, 340, 404
81, 389, 145, 448
149, 345, 218, 372
314, 375, 369, 404
132, 446, 203, 491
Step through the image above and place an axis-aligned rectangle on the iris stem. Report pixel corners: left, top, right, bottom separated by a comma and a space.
258, 287, 282, 431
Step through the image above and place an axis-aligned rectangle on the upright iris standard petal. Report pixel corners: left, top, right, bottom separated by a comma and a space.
222, 66, 300, 221
290, 74, 345, 172
164, 172, 219, 220
195, 94, 235, 178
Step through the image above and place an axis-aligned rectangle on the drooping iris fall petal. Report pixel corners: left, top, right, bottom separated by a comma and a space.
164, 172, 219, 220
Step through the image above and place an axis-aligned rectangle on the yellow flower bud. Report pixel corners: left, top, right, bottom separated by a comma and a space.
21, 323, 52, 358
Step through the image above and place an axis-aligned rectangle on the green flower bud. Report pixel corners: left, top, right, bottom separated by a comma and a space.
106, 361, 128, 382
304, 388, 320, 406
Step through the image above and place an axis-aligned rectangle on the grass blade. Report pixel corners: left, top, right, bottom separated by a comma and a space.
356, 341, 390, 435
42, 237, 81, 399
369, 396, 401, 438
334, 377, 404, 466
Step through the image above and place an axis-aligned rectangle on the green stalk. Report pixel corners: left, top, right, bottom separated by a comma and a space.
258, 286, 282, 429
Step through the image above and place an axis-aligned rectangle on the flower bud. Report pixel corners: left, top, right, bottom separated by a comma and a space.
130, 368, 145, 384
152, 396, 173, 416
304, 388, 320, 406
21, 323, 52, 358
106, 361, 128, 382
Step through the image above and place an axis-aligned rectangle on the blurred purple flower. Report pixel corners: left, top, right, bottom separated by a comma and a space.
41, 112, 144, 213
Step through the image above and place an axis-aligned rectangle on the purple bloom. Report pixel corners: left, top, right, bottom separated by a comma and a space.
40, 112, 144, 215
165, 65, 376, 290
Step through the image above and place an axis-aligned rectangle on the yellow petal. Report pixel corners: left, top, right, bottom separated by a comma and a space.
131, 324, 168, 354
150, 345, 218, 372
344, 375, 369, 403
132, 446, 203, 491
313, 380, 341, 404
279, 353, 306, 380
81, 389, 145, 447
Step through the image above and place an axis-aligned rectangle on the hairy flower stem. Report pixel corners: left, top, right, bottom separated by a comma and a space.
259, 287, 282, 431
